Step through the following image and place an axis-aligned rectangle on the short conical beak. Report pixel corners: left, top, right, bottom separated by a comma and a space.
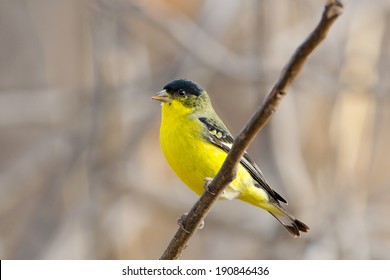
151, 89, 171, 103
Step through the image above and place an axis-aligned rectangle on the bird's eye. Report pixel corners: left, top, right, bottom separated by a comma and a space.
178, 89, 186, 96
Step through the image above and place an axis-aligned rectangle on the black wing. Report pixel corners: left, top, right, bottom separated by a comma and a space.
199, 117, 287, 204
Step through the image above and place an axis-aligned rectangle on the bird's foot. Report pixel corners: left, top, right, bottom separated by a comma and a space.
177, 213, 204, 233
203, 177, 216, 195
203, 177, 225, 197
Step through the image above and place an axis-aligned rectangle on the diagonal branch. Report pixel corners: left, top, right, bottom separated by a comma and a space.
160, 0, 344, 260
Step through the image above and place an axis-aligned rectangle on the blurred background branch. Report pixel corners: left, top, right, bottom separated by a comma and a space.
0, 0, 390, 259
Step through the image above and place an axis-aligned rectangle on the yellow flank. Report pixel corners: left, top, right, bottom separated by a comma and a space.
159, 99, 274, 211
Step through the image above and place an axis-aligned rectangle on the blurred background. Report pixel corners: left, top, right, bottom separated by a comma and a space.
1, 0, 389, 260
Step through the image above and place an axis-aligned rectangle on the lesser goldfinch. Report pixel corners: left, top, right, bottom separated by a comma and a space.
152, 79, 309, 237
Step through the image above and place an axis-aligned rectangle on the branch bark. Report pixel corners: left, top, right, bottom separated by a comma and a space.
160, 0, 343, 260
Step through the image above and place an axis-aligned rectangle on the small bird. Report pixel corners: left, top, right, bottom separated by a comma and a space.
152, 79, 310, 237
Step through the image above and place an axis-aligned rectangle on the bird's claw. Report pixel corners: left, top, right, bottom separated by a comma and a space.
177, 213, 204, 233
177, 213, 190, 233
203, 177, 216, 195
203, 177, 226, 197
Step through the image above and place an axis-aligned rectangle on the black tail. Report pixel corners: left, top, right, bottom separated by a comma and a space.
268, 206, 310, 237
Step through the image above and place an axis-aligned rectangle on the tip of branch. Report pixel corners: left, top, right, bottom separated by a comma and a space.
325, 0, 344, 19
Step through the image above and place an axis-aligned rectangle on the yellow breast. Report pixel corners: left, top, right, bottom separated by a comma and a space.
159, 100, 218, 194
159, 99, 258, 200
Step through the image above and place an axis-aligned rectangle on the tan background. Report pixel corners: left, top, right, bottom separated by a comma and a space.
1, 0, 389, 259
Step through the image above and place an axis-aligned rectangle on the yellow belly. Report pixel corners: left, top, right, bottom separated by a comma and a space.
159, 101, 263, 201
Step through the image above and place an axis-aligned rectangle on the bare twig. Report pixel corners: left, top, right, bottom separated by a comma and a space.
160, 0, 343, 260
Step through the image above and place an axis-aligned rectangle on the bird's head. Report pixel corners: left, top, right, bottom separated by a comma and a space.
152, 79, 211, 111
